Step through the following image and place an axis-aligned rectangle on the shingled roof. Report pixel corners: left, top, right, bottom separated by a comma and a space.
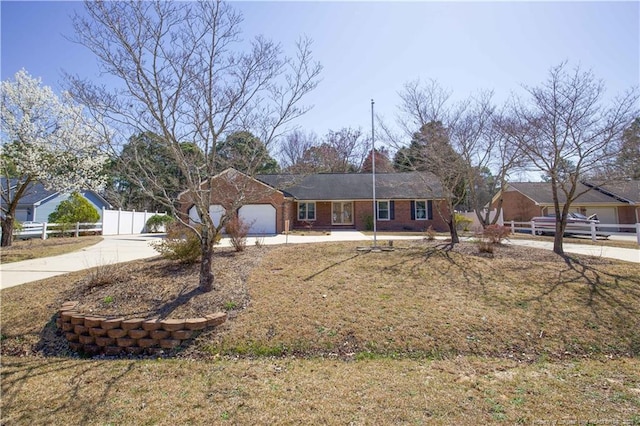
507, 182, 627, 204
591, 180, 640, 204
256, 172, 444, 201
0, 180, 58, 205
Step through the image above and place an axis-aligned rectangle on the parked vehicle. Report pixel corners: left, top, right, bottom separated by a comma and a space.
531, 213, 609, 237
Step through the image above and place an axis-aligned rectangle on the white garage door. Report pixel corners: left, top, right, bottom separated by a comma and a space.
189, 204, 226, 228
238, 204, 276, 234
583, 207, 617, 224
583, 207, 618, 232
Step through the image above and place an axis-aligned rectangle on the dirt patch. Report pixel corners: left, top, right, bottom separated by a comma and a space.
65, 246, 270, 319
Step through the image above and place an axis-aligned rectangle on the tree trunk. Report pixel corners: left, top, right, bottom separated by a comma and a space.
448, 218, 460, 245
552, 229, 564, 255
198, 232, 215, 292
1, 216, 14, 247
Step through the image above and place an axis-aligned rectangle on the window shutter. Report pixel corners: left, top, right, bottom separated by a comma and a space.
390, 201, 395, 220
410, 201, 415, 220
427, 200, 433, 220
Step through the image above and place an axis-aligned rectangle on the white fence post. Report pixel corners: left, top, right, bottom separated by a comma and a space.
590, 221, 597, 242
75, 222, 80, 238
131, 210, 136, 234
510, 220, 515, 234
531, 221, 536, 236
636, 223, 640, 246
117, 209, 122, 235
41, 222, 47, 240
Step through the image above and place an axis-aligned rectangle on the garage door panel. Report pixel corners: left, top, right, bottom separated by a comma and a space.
189, 204, 226, 227
238, 204, 276, 234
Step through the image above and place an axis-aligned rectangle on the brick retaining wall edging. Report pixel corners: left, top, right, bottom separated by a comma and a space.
56, 301, 227, 356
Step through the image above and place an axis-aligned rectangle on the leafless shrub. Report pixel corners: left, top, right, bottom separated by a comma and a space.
424, 225, 436, 241
483, 225, 510, 244
226, 216, 251, 252
85, 262, 128, 288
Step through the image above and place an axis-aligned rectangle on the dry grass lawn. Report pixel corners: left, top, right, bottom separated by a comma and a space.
2, 240, 639, 424
0, 236, 102, 263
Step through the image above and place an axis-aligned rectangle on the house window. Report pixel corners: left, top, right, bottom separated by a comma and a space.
332, 201, 353, 225
298, 202, 316, 221
412, 200, 432, 220
377, 201, 390, 220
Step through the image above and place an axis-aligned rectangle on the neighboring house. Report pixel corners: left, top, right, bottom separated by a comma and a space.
1, 181, 111, 223
179, 168, 449, 234
491, 181, 640, 225
587, 180, 640, 224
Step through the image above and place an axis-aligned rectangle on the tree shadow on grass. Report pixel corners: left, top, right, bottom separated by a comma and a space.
303, 253, 361, 282
1, 355, 137, 425
526, 255, 640, 316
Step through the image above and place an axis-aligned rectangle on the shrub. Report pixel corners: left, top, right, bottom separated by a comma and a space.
483, 225, 511, 244
48, 192, 100, 235
146, 214, 173, 232
86, 262, 127, 288
152, 223, 208, 264
226, 216, 250, 252
424, 225, 436, 241
364, 215, 374, 231
49, 192, 100, 224
454, 213, 473, 232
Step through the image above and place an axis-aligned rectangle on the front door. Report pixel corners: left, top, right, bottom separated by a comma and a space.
332, 201, 353, 225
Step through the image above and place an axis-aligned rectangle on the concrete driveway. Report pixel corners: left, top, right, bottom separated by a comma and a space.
0, 234, 164, 289
1, 231, 637, 290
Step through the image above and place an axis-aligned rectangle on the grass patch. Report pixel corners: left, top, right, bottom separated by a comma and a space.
2, 356, 639, 424
0, 236, 102, 263
209, 241, 639, 361
1, 240, 639, 423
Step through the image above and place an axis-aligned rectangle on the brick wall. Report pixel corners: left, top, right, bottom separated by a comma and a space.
618, 206, 639, 225
56, 301, 227, 356
493, 191, 542, 222
291, 200, 449, 232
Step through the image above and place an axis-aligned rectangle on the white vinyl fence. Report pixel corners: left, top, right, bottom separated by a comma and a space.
12, 209, 168, 240
507, 220, 640, 245
101, 209, 167, 235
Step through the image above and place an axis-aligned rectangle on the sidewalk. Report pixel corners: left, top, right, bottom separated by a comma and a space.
1, 232, 637, 290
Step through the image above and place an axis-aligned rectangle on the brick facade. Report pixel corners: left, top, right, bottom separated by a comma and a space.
180, 169, 451, 234
292, 199, 449, 232
492, 191, 543, 222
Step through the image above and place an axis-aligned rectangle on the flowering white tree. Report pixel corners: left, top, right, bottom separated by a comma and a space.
1, 69, 106, 247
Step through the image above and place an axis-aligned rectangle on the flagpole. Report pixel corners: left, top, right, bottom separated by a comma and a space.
371, 99, 377, 248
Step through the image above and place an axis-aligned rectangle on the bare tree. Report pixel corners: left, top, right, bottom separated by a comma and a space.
323, 127, 368, 172
387, 80, 527, 242
68, 1, 321, 291
451, 95, 525, 228
279, 129, 318, 172
512, 63, 638, 255
280, 127, 367, 173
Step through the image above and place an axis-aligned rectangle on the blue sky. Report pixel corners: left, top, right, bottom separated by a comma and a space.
1, 1, 639, 142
